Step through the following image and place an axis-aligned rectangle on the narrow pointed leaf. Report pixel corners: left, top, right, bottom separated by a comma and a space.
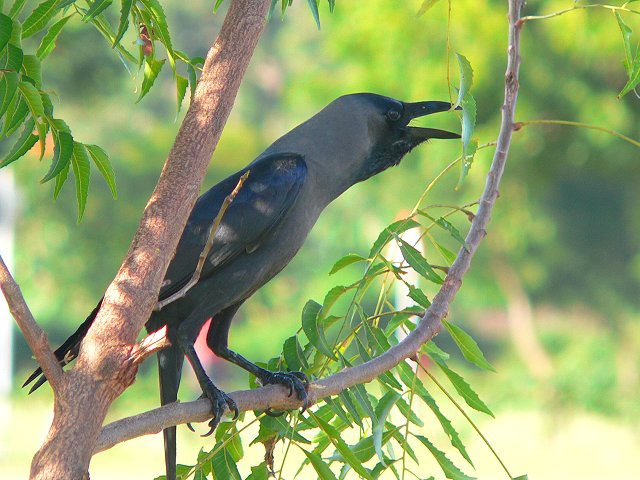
18, 80, 44, 119
22, 55, 42, 87
138, 0, 175, 70
0, 14, 12, 51
302, 450, 338, 480
22, 0, 62, 39
246, 462, 269, 480
436, 360, 493, 416
369, 218, 420, 259
85, 143, 117, 198
35, 120, 48, 159
395, 234, 443, 284
175, 74, 188, 115
454, 53, 473, 107
2, 43, 23, 71
3, 95, 28, 136
53, 158, 70, 199
137, 58, 165, 102
37, 14, 72, 60
9, 0, 28, 19
306, 0, 320, 29
442, 320, 495, 371
71, 142, 91, 220
407, 284, 431, 308
301, 299, 336, 360
329, 253, 367, 274
415, 435, 475, 480
0, 72, 19, 119
456, 96, 477, 189
616, 12, 633, 75
312, 414, 373, 480
210, 446, 241, 480
113, 0, 133, 47
373, 391, 400, 464
0, 119, 37, 168
418, 0, 440, 16
83, 0, 112, 23
41, 130, 73, 182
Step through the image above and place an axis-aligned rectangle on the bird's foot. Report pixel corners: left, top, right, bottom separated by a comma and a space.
256, 370, 310, 412
188, 380, 239, 437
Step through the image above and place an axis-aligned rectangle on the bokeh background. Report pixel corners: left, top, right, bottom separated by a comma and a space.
1, 1, 639, 478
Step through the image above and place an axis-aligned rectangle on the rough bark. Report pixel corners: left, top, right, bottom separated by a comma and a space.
26, 1, 271, 479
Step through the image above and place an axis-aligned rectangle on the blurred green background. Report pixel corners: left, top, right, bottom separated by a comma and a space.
1, 0, 639, 478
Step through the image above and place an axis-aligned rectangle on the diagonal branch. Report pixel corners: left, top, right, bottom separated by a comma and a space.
95, 0, 526, 453
0, 255, 63, 392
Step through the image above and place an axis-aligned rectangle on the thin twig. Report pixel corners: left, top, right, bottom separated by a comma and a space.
0, 255, 64, 392
155, 171, 251, 310
515, 119, 640, 148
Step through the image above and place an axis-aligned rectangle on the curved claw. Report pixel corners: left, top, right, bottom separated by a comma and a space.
186, 422, 196, 433
201, 423, 216, 438
265, 407, 285, 417
257, 370, 310, 413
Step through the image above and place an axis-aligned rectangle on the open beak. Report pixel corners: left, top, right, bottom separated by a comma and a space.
403, 100, 461, 140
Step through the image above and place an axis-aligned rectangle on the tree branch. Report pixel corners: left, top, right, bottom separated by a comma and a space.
29, 1, 271, 479
94, 0, 526, 453
0, 255, 63, 392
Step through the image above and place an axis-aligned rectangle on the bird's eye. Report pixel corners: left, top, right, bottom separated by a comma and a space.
386, 109, 401, 122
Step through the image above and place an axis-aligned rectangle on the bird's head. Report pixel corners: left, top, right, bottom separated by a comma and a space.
332, 93, 460, 183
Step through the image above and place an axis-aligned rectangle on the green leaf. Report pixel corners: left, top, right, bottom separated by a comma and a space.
321, 285, 349, 317
8, 0, 28, 19
442, 320, 494, 371
456, 96, 477, 189
302, 450, 338, 480
138, 0, 175, 70
395, 395, 424, 427
338, 389, 363, 428
213, 0, 226, 13
137, 58, 165, 102
83, 0, 112, 23
373, 391, 400, 464
512, 476, 529, 480
350, 383, 376, 419
408, 284, 432, 308
618, 62, 640, 98
3, 95, 28, 136
22, 55, 42, 87
175, 74, 188, 115
22, 0, 62, 39
454, 53, 473, 108
395, 234, 443, 284
246, 462, 269, 480
398, 362, 472, 465
420, 212, 468, 249
53, 156, 70, 199
415, 435, 475, 480
283, 335, 308, 371
85, 143, 117, 198
90, 12, 137, 63
35, 119, 48, 159
0, 118, 37, 168
37, 14, 72, 60
311, 414, 373, 480
306, 0, 320, 29
0, 14, 12, 52
369, 218, 420, 259
113, 0, 133, 47
2, 43, 23, 71
0, 72, 19, 120
71, 142, 91, 221
417, 0, 440, 16
616, 12, 633, 75
301, 299, 336, 360
210, 446, 241, 480
436, 360, 493, 417
41, 129, 73, 183
329, 253, 367, 275
18, 81, 44, 120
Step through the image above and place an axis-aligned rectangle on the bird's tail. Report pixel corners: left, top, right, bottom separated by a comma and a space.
158, 344, 185, 480
23, 298, 104, 393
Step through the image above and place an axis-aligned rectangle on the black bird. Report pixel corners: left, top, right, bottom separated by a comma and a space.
25, 93, 460, 480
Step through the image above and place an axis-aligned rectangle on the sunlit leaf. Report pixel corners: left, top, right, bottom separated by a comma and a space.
113, 0, 133, 47
407, 284, 431, 308
373, 391, 400, 464
283, 335, 308, 371
369, 218, 420, 259
175, 74, 188, 116
311, 414, 373, 480
85, 143, 117, 199
2, 43, 23, 71
301, 299, 336, 360
36, 14, 72, 60
139, 0, 175, 70
302, 450, 338, 480
442, 320, 495, 371
83, 0, 112, 22
137, 58, 165, 102
329, 253, 367, 275
306, 0, 320, 29
9, 0, 28, 19
436, 360, 493, 417
417, 0, 440, 17
22, 0, 61, 39
0, 118, 37, 168
246, 462, 269, 480
53, 158, 70, 199
22, 55, 42, 87
41, 129, 73, 183
454, 53, 473, 108
616, 12, 633, 75
3, 95, 29, 136
394, 234, 443, 284
18, 80, 44, 119
210, 446, 241, 480
415, 435, 476, 480
71, 142, 91, 220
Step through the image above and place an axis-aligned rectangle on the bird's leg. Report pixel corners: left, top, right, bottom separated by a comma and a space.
176, 331, 238, 436
208, 303, 310, 410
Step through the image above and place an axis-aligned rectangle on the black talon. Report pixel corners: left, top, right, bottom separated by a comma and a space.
186, 422, 196, 433
265, 407, 285, 417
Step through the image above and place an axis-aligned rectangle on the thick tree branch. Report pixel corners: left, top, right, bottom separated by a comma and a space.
29, 1, 271, 479
94, 0, 525, 453
0, 255, 63, 392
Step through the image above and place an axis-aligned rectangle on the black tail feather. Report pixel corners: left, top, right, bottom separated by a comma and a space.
23, 299, 104, 393
158, 344, 185, 480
